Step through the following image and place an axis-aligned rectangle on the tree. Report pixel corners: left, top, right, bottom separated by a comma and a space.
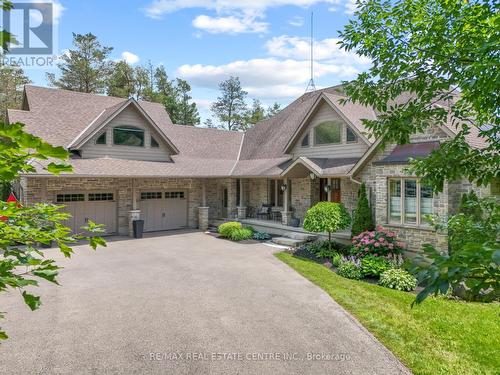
303, 202, 351, 250
203, 118, 216, 128
133, 65, 151, 101
243, 99, 266, 130
174, 78, 199, 125
47, 33, 114, 93
210, 76, 248, 131
0, 63, 31, 123
351, 183, 374, 236
106, 60, 135, 98
266, 102, 282, 118
339, 0, 499, 192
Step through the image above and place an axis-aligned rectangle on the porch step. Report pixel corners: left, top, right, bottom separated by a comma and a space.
271, 237, 305, 247
285, 232, 317, 242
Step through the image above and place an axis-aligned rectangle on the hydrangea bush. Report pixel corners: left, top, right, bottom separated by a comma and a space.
351, 226, 406, 258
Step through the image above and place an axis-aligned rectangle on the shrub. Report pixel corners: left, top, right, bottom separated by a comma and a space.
336, 257, 363, 280
331, 253, 342, 267
379, 268, 417, 291
360, 255, 392, 277
351, 183, 374, 237
351, 226, 405, 258
228, 227, 253, 241
306, 240, 351, 259
303, 202, 350, 250
218, 221, 242, 238
252, 231, 271, 241
410, 196, 499, 303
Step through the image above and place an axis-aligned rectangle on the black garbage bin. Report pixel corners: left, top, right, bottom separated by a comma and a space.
132, 219, 144, 239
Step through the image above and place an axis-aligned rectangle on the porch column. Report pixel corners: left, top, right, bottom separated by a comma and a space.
237, 178, 247, 219
327, 178, 332, 201
198, 179, 209, 230
129, 179, 141, 237
281, 178, 292, 225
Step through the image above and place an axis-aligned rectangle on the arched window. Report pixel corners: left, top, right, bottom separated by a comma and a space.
113, 126, 144, 147
314, 121, 342, 145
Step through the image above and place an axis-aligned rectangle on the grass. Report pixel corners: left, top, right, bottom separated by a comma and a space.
276, 252, 500, 375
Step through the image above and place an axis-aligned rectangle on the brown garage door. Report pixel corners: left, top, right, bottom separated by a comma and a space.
56, 192, 117, 235
139, 191, 188, 232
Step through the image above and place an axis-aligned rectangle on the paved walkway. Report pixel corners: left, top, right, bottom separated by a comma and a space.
0, 231, 410, 374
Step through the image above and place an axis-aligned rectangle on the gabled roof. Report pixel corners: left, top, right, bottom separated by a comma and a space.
280, 156, 359, 178
67, 98, 179, 154
282, 92, 376, 153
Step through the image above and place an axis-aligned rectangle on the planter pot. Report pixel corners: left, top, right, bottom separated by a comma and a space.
290, 218, 300, 227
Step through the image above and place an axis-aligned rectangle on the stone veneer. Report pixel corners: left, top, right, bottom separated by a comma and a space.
21, 177, 207, 235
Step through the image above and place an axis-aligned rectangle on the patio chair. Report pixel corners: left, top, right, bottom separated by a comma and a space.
256, 204, 271, 220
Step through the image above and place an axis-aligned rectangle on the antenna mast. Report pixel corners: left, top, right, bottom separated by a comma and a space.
305, 11, 316, 92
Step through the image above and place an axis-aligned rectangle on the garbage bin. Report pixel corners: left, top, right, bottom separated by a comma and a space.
132, 219, 144, 239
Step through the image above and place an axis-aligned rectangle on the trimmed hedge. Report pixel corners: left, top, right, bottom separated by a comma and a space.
218, 221, 242, 238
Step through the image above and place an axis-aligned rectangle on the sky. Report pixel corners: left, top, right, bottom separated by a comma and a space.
14, 0, 369, 123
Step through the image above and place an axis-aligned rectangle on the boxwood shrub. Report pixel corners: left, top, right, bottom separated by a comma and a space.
218, 221, 242, 238
228, 228, 253, 241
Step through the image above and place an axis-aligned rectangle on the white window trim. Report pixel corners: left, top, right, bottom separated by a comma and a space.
388, 177, 433, 227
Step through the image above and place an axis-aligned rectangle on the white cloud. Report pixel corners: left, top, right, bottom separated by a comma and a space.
145, 0, 338, 19
176, 57, 361, 99
345, 0, 358, 14
193, 98, 213, 111
121, 51, 140, 64
52, 1, 65, 24
288, 16, 304, 27
265, 35, 370, 65
193, 14, 268, 34
31, 0, 65, 25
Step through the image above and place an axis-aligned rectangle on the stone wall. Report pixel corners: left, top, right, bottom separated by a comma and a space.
22, 176, 207, 235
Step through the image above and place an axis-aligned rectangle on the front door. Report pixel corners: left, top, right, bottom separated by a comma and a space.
222, 187, 228, 218
331, 178, 341, 203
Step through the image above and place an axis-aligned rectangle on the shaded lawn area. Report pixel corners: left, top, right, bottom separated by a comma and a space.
276, 252, 500, 375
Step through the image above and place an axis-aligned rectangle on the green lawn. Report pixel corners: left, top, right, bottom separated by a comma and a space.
276, 252, 500, 375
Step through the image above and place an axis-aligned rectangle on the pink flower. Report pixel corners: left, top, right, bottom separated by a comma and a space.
379, 237, 385, 242
374, 242, 380, 247
388, 244, 394, 250
369, 232, 375, 238
364, 248, 369, 252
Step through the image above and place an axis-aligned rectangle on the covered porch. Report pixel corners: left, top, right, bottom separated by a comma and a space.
206, 157, 361, 236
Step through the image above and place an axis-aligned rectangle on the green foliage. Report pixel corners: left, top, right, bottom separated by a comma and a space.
228, 227, 253, 241
379, 268, 417, 292
410, 197, 499, 303
277, 252, 500, 375
303, 202, 351, 249
337, 258, 363, 280
361, 255, 392, 278
305, 239, 351, 258
0, 120, 106, 341
458, 190, 483, 221
252, 231, 271, 241
331, 253, 342, 267
217, 221, 242, 238
351, 183, 374, 236
46, 33, 114, 94
0, 63, 31, 123
210, 76, 248, 131
339, 0, 499, 191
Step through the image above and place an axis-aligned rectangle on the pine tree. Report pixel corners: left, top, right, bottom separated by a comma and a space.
242, 99, 265, 130
210, 76, 248, 131
0, 63, 31, 123
174, 78, 199, 125
351, 183, 374, 237
47, 33, 113, 93
107, 60, 135, 98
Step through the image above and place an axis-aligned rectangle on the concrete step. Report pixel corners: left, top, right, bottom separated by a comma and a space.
285, 232, 317, 242
271, 237, 304, 247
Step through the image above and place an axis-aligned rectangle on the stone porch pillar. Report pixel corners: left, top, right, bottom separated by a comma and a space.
281, 178, 291, 225
198, 206, 209, 231
128, 209, 141, 237
237, 178, 246, 219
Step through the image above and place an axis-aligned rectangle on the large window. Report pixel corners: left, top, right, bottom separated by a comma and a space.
314, 121, 342, 145
388, 178, 433, 226
113, 126, 144, 147
269, 179, 284, 207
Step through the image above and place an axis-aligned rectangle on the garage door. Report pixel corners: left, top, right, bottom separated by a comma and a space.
139, 191, 187, 232
56, 192, 117, 235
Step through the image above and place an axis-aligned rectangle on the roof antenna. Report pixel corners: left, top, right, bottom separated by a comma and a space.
305, 11, 316, 92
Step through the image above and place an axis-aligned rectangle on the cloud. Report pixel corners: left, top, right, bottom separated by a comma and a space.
121, 51, 140, 64
31, 0, 65, 25
192, 14, 268, 34
288, 16, 304, 27
52, 1, 65, 24
176, 57, 361, 99
345, 0, 358, 14
144, 0, 339, 19
265, 35, 370, 65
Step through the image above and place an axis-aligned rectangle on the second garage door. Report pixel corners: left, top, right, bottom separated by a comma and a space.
139, 191, 188, 232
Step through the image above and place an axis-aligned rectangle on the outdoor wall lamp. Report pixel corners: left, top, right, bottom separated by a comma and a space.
324, 184, 331, 193
309, 172, 317, 180
280, 184, 287, 192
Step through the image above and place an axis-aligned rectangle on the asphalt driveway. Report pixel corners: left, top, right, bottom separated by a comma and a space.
0, 231, 410, 375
